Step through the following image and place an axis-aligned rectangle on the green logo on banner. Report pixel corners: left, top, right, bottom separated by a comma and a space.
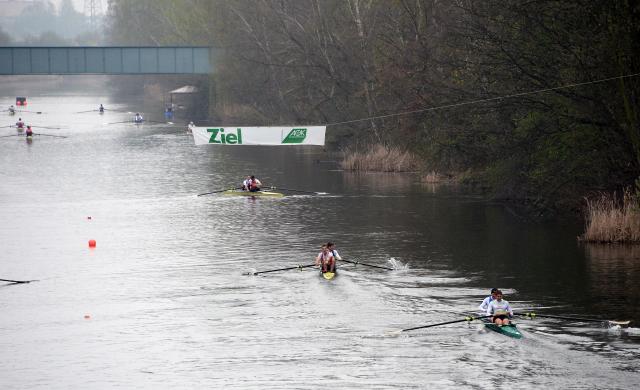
207, 128, 243, 144
282, 128, 307, 144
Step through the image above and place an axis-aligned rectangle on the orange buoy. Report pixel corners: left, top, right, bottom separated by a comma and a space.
88, 239, 96, 248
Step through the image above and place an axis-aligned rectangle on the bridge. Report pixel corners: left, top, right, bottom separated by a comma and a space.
0, 46, 211, 75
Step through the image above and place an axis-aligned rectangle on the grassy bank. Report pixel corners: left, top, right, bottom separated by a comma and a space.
580, 190, 640, 243
340, 144, 420, 172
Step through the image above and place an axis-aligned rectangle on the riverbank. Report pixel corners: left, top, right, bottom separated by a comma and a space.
580, 190, 640, 243
340, 144, 420, 172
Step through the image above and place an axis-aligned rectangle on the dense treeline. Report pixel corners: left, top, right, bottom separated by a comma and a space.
107, 0, 640, 215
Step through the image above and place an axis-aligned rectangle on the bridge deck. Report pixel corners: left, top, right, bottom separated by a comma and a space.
0, 46, 211, 75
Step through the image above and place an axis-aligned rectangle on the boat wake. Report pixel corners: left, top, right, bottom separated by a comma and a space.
387, 257, 409, 270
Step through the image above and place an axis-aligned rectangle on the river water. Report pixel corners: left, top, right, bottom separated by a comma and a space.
1, 92, 639, 389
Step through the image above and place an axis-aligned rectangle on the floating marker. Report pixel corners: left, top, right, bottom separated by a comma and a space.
88, 239, 96, 248
84, 314, 91, 319
87, 216, 92, 220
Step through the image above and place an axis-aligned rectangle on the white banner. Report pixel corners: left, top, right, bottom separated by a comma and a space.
191, 125, 326, 146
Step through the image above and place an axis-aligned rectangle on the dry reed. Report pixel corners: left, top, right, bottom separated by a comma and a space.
340, 144, 420, 172
581, 189, 640, 243
422, 171, 455, 183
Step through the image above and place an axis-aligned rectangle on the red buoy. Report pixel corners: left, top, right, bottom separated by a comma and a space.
88, 239, 96, 248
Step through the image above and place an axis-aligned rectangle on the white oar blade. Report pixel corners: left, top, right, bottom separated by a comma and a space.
609, 320, 631, 327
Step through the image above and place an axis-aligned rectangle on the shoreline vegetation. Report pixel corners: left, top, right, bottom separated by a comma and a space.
340, 144, 420, 173
338, 144, 456, 183
580, 189, 640, 243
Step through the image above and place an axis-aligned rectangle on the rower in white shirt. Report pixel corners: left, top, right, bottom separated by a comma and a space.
479, 288, 499, 311
486, 289, 514, 326
328, 242, 342, 262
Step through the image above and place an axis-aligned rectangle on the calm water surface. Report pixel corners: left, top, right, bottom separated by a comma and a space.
1, 94, 639, 389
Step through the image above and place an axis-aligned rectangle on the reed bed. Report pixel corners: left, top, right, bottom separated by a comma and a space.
340, 144, 420, 172
581, 189, 640, 243
422, 171, 455, 183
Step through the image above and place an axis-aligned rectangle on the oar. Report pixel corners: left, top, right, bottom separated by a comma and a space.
269, 186, 328, 195
243, 263, 317, 276
400, 315, 493, 332
17, 110, 44, 114
31, 125, 64, 130
0, 278, 34, 284
516, 312, 631, 326
0, 125, 14, 128
104, 120, 135, 125
34, 133, 67, 138
197, 187, 242, 196
0, 134, 22, 138
341, 258, 394, 271
74, 109, 98, 114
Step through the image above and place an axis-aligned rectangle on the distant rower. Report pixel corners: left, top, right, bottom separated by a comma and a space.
8, 105, 15, 114
241, 175, 251, 191
134, 113, 144, 123
326, 242, 340, 273
15, 118, 25, 130
99, 104, 105, 113
247, 175, 262, 192
25, 125, 33, 137
315, 244, 335, 274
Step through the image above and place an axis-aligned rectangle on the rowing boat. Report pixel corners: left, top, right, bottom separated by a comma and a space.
321, 265, 338, 280
482, 319, 522, 339
222, 190, 284, 198
321, 270, 336, 280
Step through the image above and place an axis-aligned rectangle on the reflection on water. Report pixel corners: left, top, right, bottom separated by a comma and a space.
0, 93, 639, 388
584, 244, 640, 324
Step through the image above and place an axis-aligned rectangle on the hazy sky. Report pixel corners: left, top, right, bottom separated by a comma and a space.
51, 0, 107, 15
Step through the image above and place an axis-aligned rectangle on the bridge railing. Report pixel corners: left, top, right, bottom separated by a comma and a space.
0, 46, 211, 75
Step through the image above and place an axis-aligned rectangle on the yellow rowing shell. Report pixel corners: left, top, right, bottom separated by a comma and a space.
322, 271, 336, 280
222, 190, 284, 198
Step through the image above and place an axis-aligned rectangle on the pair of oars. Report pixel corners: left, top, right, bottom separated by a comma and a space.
1, 125, 63, 130
74, 108, 119, 114
104, 119, 173, 125
197, 186, 328, 197
396, 312, 631, 335
0, 133, 67, 138
243, 258, 394, 276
